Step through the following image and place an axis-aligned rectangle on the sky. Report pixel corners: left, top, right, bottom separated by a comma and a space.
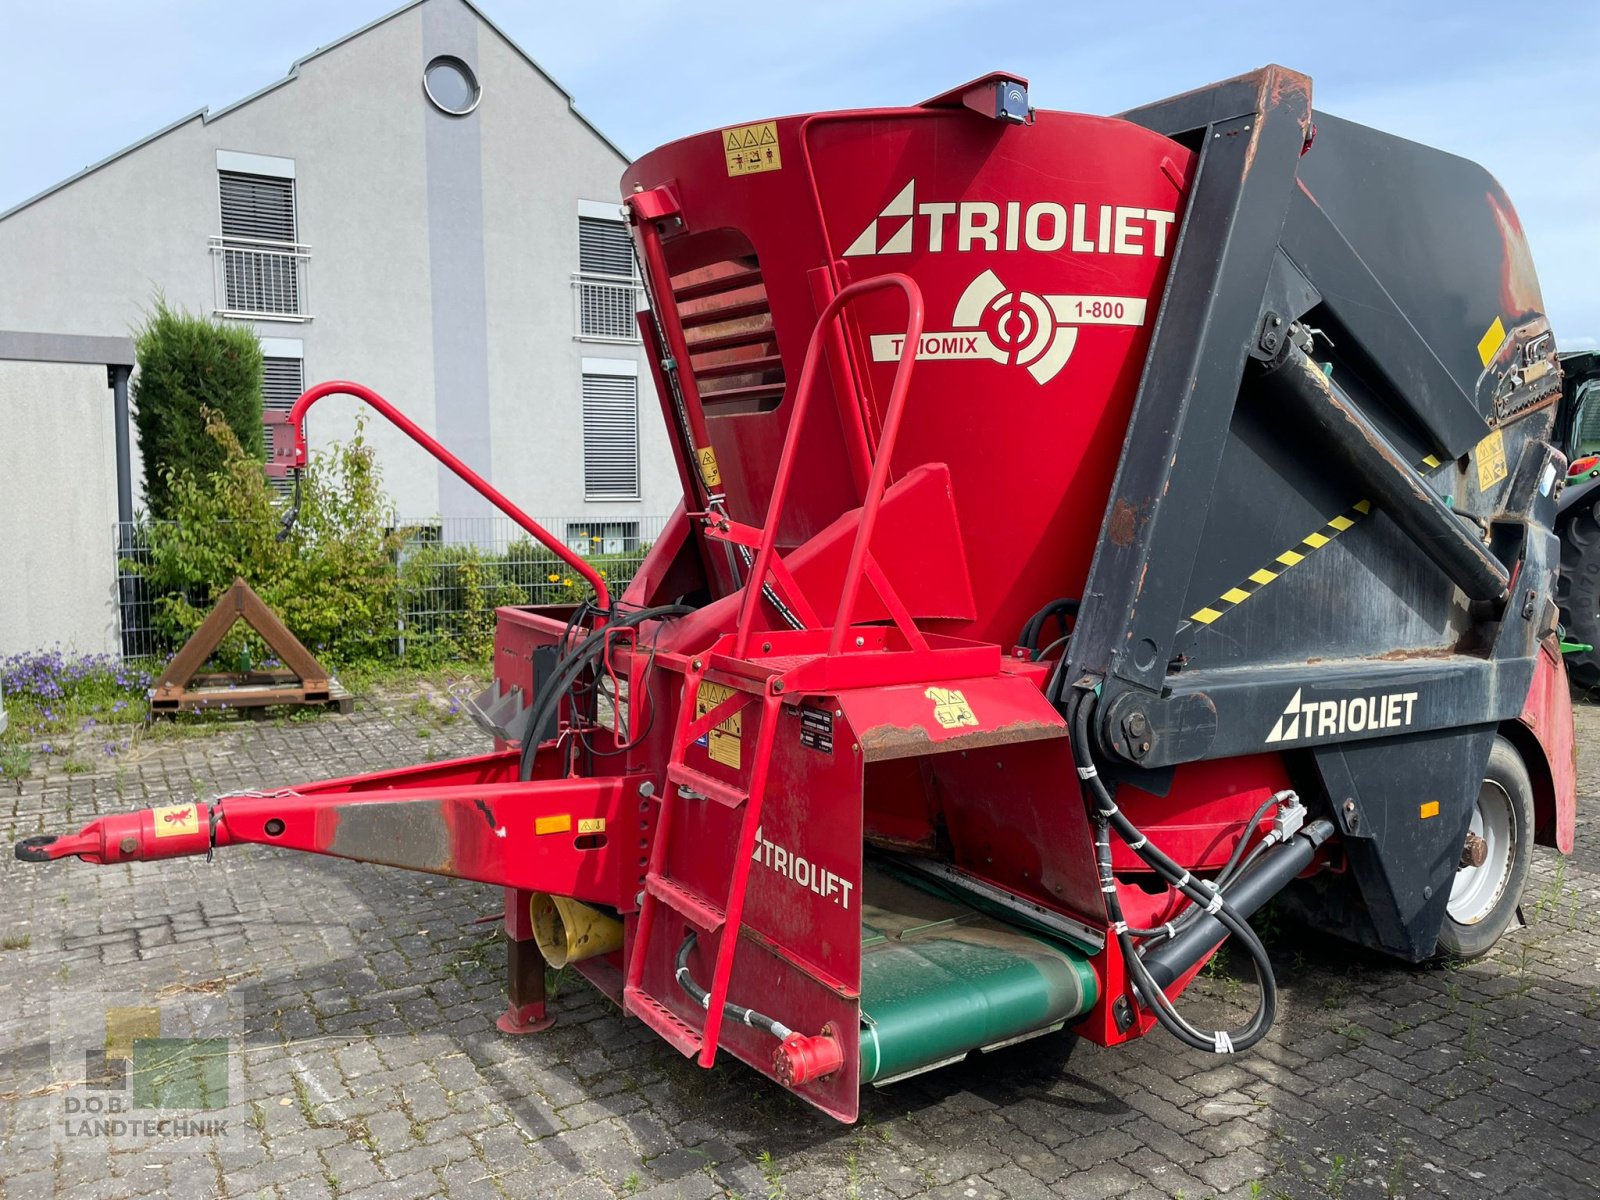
2, 0, 1596, 347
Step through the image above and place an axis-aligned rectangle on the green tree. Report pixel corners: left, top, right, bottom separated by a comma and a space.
132, 299, 264, 519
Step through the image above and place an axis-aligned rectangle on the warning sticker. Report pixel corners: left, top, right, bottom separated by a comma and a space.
723, 122, 781, 177
1476, 428, 1508, 493
696, 446, 722, 488
695, 681, 743, 768
151, 803, 200, 838
925, 687, 978, 730
577, 817, 606, 834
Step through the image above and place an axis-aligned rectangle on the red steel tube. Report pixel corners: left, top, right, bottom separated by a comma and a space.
731, 275, 923, 657
285, 381, 610, 612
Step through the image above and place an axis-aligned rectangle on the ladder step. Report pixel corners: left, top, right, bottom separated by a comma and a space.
624, 985, 703, 1059
645, 873, 727, 932
666, 762, 748, 809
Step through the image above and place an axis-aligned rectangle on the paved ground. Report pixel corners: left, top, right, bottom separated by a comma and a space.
2, 687, 1596, 1200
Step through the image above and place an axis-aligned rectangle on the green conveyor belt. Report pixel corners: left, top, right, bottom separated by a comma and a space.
858, 867, 1098, 1084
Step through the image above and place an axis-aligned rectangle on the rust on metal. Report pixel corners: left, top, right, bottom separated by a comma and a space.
857, 717, 1065, 762
327, 800, 454, 875
1108, 498, 1141, 547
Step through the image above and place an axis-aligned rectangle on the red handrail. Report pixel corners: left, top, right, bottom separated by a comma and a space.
731, 276, 924, 657
284, 380, 612, 612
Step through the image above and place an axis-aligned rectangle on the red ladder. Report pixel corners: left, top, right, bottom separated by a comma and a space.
623, 274, 926, 1066
623, 660, 783, 1067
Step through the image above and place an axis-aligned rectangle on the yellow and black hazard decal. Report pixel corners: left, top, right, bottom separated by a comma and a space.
1189, 454, 1446, 627
1190, 501, 1372, 625
722, 122, 781, 177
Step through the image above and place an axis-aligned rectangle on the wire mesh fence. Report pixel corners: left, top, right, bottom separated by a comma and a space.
113, 514, 671, 665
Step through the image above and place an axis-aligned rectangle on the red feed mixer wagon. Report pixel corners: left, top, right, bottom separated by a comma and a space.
19, 66, 1578, 1122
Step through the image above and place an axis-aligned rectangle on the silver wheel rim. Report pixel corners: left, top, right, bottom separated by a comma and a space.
1446, 780, 1515, 926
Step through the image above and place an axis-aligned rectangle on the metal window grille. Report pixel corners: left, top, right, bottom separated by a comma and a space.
582, 374, 640, 499
574, 217, 642, 340
262, 356, 304, 486
214, 171, 309, 317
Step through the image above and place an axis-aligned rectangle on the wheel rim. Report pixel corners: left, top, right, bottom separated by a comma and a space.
1446, 780, 1515, 926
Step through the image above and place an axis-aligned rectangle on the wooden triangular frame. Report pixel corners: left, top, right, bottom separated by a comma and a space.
152, 578, 330, 707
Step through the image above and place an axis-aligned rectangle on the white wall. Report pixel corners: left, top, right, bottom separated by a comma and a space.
0, 362, 121, 655
0, 0, 665, 537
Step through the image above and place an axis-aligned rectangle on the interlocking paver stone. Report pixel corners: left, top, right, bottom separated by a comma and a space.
3, 685, 1598, 1197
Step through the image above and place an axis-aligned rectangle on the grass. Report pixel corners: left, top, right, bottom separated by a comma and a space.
757, 1149, 783, 1200
1, 933, 32, 951
444, 931, 502, 984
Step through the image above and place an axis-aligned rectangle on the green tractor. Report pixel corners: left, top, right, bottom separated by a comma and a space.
1557, 350, 1600, 689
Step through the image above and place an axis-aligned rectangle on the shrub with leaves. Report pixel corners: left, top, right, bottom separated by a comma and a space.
134, 411, 403, 665
396, 538, 647, 663
132, 299, 265, 520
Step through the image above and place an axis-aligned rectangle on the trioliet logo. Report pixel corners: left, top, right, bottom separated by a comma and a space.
1266, 688, 1420, 745
843, 179, 1177, 259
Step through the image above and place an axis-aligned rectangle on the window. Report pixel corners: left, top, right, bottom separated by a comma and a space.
214, 168, 309, 318
582, 367, 640, 500
261, 347, 304, 487
574, 210, 643, 341
565, 521, 640, 557
423, 55, 481, 115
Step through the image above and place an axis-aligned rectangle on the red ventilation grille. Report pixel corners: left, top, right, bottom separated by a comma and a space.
673, 257, 785, 413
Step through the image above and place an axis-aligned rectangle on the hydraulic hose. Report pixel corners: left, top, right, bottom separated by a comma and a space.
516, 604, 695, 781
1142, 818, 1335, 992
1125, 790, 1285, 939
673, 931, 792, 1041
1019, 597, 1080, 654
1070, 691, 1281, 1054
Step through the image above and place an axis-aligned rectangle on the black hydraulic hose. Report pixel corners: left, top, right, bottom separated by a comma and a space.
1142, 819, 1335, 992
517, 603, 692, 778
516, 604, 695, 781
673, 931, 792, 1040
1128, 790, 1284, 939
1020, 597, 1080, 653
1070, 691, 1280, 1053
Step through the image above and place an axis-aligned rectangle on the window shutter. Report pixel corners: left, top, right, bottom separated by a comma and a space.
262, 356, 304, 486
579, 217, 635, 278
219, 172, 297, 242
582, 374, 639, 499
262, 356, 304, 412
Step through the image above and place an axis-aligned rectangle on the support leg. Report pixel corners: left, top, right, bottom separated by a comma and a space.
497, 887, 556, 1034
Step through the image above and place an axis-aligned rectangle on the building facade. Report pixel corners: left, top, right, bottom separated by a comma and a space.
0, 0, 672, 561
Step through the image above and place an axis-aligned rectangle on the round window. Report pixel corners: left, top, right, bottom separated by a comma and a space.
423, 56, 480, 116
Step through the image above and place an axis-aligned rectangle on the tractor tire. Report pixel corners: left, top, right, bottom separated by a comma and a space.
1435, 737, 1533, 960
1557, 498, 1600, 691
